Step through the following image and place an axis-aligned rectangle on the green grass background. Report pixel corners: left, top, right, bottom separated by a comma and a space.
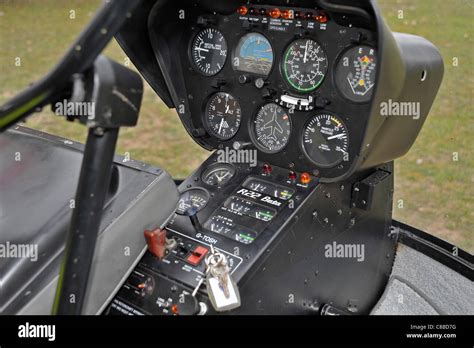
0, 0, 472, 252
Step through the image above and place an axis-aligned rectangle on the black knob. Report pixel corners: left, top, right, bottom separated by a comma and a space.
262, 88, 276, 99
238, 74, 251, 84
176, 293, 200, 315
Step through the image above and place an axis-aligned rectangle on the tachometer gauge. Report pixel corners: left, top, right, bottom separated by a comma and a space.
204, 92, 242, 140
253, 103, 291, 153
302, 114, 349, 168
232, 33, 274, 76
176, 188, 210, 215
201, 163, 235, 186
191, 28, 227, 76
335, 46, 377, 103
282, 38, 328, 92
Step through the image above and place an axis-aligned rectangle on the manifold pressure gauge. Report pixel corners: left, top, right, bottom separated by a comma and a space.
302, 113, 349, 168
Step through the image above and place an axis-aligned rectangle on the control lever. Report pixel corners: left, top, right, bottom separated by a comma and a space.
183, 206, 202, 232
144, 228, 167, 260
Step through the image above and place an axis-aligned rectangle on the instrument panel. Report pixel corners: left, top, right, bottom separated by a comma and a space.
149, 2, 378, 181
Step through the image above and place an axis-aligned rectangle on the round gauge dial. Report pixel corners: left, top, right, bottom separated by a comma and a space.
204, 92, 242, 140
176, 188, 210, 215
302, 114, 349, 168
282, 38, 328, 92
201, 163, 235, 186
335, 45, 377, 102
191, 28, 227, 76
253, 103, 292, 153
232, 33, 274, 76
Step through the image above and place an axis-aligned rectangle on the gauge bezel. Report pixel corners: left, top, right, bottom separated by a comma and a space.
281, 37, 328, 93
250, 102, 292, 154
333, 44, 377, 104
300, 112, 350, 169
203, 92, 242, 140
176, 187, 211, 215
201, 162, 236, 187
189, 28, 228, 77
232, 31, 275, 77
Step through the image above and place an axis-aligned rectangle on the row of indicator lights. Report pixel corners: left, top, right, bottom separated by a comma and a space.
237, 6, 329, 23
262, 163, 312, 185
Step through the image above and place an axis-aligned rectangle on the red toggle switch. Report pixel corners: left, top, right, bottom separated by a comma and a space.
144, 228, 167, 260
186, 246, 209, 266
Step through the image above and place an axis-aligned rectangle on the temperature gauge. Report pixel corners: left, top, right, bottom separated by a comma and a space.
335, 45, 377, 103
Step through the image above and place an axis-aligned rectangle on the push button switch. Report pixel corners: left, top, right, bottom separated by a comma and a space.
186, 246, 208, 266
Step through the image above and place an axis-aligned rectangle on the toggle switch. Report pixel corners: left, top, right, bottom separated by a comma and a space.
144, 228, 167, 260
186, 246, 209, 266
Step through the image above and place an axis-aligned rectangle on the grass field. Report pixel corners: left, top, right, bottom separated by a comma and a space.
0, 0, 472, 252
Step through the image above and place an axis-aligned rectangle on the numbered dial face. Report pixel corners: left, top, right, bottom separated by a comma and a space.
204, 92, 242, 140
191, 28, 227, 76
176, 188, 210, 215
253, 103, 291, 153
335, 46, 377, 102
232, 33, 274, 76
282, 39, 328, 92
302, 114, 349, 168
201, 163, 235, 186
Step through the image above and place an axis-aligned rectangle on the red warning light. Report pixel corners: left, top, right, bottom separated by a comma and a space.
171, 304, 179, 314
300, 172, 311, 185
262, 163, 273, 175
314, 11, 329, 23
269, 8, 281, 19
237, 6, 248, 16
281, 9, 293, 20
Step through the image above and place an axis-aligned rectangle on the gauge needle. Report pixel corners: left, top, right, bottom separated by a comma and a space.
195, 47, 209, 52
303, 40, 309, 64
327, 133, 346, 140
218, 117, 225, 134
348, 76, 357, 95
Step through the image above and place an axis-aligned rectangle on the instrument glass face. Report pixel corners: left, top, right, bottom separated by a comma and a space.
253, 103, 292, 153
282, 38, 328, 92
204, 92, 242, 140
176, 188, 210, 215
191, 28, 227, 76
232, 33, 274, 76
302, 114, 349, 168
201, 163, 236, 186
335, 45, 377, 103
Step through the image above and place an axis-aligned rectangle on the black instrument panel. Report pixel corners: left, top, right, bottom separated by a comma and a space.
149, 2, 377, 181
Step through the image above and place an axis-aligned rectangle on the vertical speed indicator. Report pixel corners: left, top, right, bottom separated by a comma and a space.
191, 28, 227, 76
302, 114, 349, 168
